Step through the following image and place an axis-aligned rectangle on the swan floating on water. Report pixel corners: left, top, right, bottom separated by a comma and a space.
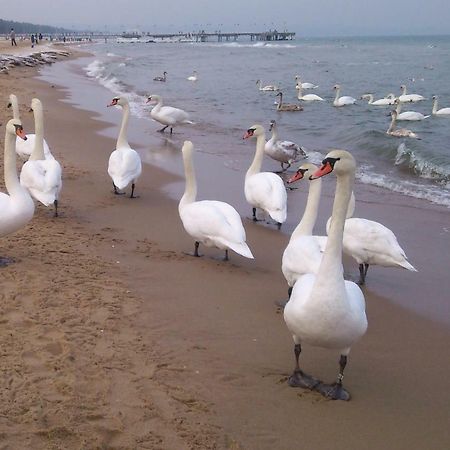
432, 96, 450, 116
333, 85, 356, 107
264, 120, 306, 171
387, 111, 420, 139
256, 79, 279, 91
398, 85, 426, 103
284, 150, 367, 400
296, 82, 324, 102
395, 100, 429, 121
146, 94, 193, 133
0, 119, 35, 243
360, 94, 396, 106
19, 98, 62, 217
178, 141, 253, 261
294, 75, 318, 89
243, 124, 287, 229
187, 70, 198, 81
276, 92, 303, 111
153, 71, 167, 82
107, 96, 142, 198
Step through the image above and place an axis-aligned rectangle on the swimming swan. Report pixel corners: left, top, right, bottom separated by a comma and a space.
276, 92, 303, 111
431, 96, 450, 116
19, 98, 62, 217
333, 85, 356, 107
0, 119, 35, 241
264, 120, 307, 171
256, 79, 279, 91
243, 124, 287, 229
360, 94, 396, 106
178, 141, 253, 260
294, 75, 318, 89
386, 111, 420, 139
7, 94, 52, 160
284, 150, 367, 401
146, 94, 193, 133
153, 71, 167, 82
187, 70, 198, 81
398, 85, 426, 103
296, 82, 324, 102
395, 100, 429, 121
107, 96, 142, 197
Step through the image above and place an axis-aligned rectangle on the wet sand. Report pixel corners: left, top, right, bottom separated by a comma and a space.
0, 46, 449, 449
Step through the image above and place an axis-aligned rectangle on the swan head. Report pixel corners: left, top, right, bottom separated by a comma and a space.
432, 95, 437, 100
6, 118, 27, 140
7, 93, 18, 108
333, 84, 341, 90
287, 162, 318, 184
181, 140, 194, 157
310, 150, 355, 180
30, 97, 43, 112
146, 94, 161, 104
269, 120, 276, 131
243, 124, 264, 140
107, 96, 129, 107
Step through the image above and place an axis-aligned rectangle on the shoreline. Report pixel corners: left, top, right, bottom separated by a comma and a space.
0, 47, 449, 449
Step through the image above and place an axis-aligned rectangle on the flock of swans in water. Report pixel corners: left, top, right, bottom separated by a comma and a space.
2, 73, 421, 400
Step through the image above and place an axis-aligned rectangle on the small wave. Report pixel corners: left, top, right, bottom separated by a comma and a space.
207, 41, 297, 49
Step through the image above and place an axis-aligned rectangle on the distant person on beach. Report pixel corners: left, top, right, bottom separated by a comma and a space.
10, 28, 17, 46
31, 34, 35, 48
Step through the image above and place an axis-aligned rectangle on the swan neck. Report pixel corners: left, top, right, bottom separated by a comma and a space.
270, 125, 278, 142
246, 133, 265, 178
387, 115, 396, 133
277, 93, 283, 109
10, 95, 20, 120
395, 102, 402, 114
291, 178, 322, 239
29, 104, 45, 161
4, 130, 23, 196
334, 87, 340, 102
432, 98, 438, 114
296, 83, 303, 100
179, 148, 197, 208
318, 170, 354, 278
117, 103, 130, 148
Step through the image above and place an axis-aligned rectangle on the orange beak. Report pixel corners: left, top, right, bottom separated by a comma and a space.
287, 170, 304, 184
243, 130, 254, 139
16, 127, 27, 140
310, 161, 333, 180
107, 99, 117, 107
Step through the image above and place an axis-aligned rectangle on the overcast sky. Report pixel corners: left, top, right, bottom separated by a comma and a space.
2, 0, 449, 37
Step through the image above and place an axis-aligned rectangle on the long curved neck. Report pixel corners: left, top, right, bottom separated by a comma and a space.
395, 102, 402, 114
291, 178, 322, 239
246, 133, 265, 178
179, 148, 197, 208
10, 95, 20, 120
117, 103, 130, 148
334, 87, 340, 102
5, 130, 24, 196
401, 86, 407, 95
269, 125, 278, 142
277, 93, 283, 109
432, 98, 438, 114
387, 115, 396, 133
296, 83, 303, 100
152, 97, 163, 113
29, 104, 45, 161
317, 169, 354, 281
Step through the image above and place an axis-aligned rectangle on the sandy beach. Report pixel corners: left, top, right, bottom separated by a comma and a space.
1, 41, 450, 449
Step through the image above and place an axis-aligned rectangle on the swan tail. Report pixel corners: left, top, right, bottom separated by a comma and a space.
229, 242, 254, 259
399, 259, 418, 272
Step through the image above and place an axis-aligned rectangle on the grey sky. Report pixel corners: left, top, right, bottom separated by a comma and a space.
2, 0, 449, 36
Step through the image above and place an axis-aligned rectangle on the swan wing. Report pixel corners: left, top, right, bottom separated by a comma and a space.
108, 147, 142, 190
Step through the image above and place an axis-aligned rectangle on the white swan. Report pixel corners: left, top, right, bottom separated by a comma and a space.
395, 100, 429, 121
153, 71, 167, 82
0, 119, 35, 241
284, 150, 367, 401
333, 85, 356, 107
146, 94, 193, 133
187, 70, 198, 81
275, 92, 303, 111
178, 141, 253, 260
107, 96, 142, 197
387, 111, 420, 139
256, 79, 279, 91
19, 98, 62, 217
7, 94, 52, 160
432, 96, 450, 116
264, 120, 307, 171
294, 75, 318, 89
282, 164, 324, 294
398, 85, 426, 103
243, 124, 287, 229
360, 94, 396, 106
296, 82, 324, 102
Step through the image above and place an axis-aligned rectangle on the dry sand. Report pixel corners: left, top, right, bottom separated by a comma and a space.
0, 45, 449, 449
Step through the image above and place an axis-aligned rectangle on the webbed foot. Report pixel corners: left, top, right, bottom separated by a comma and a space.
316, 382, 351, 401
288, 370, 320, 390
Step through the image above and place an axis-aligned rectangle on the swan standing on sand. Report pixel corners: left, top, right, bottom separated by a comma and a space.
284, 150, 367, 401
146, 94, 193, 134
243, 124, 287, 229
153, 71, 167, 82
178, 141, 253, 261
431, 96, 450, 116
7, 94, 52, 160
275, 92, 303, 111
264, 120, 307, 171
294, 75, 318, 89
398, 85, 425, 103
395, 100, 429, 121
296, 82, 324, 102
387, 111, 420, 139
0, 119, 35, 241
333, 85, 356, 107
256, 79, 279, 91
187, 70, 198, 81
360, 94, 396, 106
107, 96, 142, 198
19, 99, 62, 217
